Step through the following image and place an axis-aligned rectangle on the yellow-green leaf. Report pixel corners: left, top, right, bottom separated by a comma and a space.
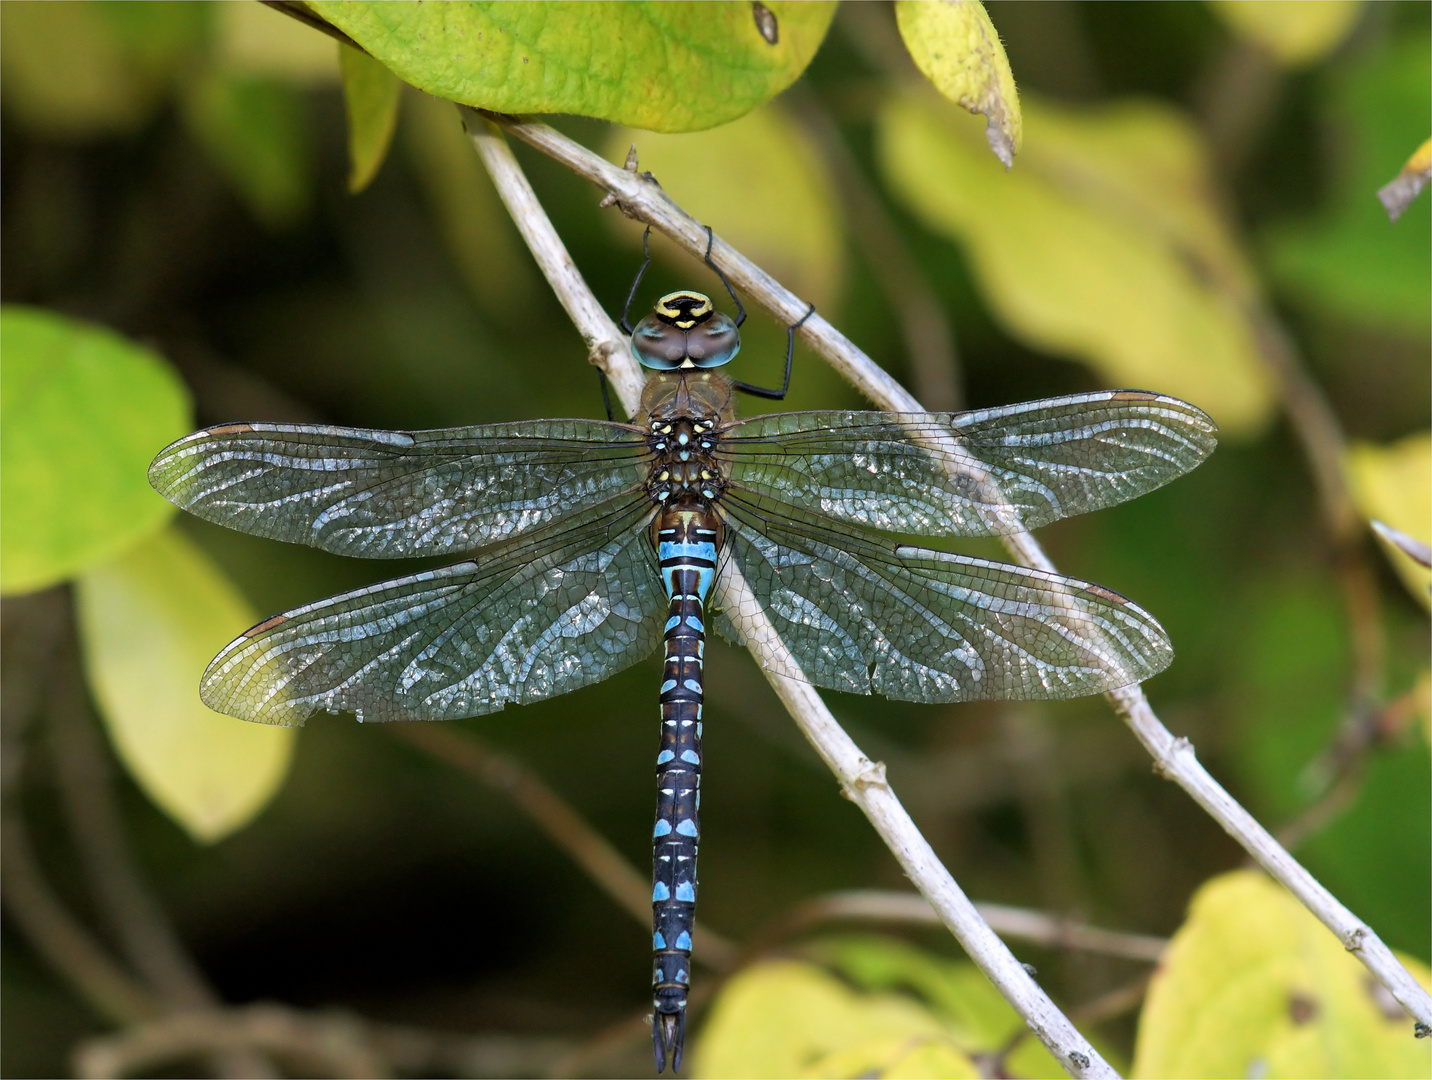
305, 1, 838, 134
1208, 1, 1364, 68
340, 44, 402, 193
895, 0, 1022, 165
1346, 431, 1431, 609
877, 91, 1274, 435
1133, 870, 1432, 1079
606, 104, 846, 313
690, 960, 980, 1079
1, 307, 190, 595
810, 936, 1068, 1077
75, 526, 295, 843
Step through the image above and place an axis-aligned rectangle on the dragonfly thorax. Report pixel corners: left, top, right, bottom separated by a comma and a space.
645, 412, 728, 509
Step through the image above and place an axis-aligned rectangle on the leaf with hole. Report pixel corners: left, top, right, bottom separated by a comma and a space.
1133, 870, 1432, 1079
305, 0, 837, 133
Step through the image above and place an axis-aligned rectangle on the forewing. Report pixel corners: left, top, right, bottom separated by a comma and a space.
150, 419, 648, 557
712, 494, 1171, 703
722, 391, 1216, 538
201, 498, 665, 725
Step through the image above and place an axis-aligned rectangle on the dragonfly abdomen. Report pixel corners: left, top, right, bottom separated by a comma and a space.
650, 503, 720, 1074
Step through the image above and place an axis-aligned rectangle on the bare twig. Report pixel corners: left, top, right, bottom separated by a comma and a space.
387, 723, 737, 968
463, 111, 1118, 1080
471, 110, 1432, 1034
782, 889, 1167, 963
46, 653, 217, 1009
73, 1004, 390, 1080
0, 812, 161, 1027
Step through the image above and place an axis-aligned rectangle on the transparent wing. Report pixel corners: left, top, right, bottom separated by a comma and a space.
201, 497, 665, 726
150, 419, 649, 557
712, 493, 1171, 703
722, 391, 1216, 538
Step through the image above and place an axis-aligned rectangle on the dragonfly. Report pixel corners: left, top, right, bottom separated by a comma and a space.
150, 259, 1216, 1073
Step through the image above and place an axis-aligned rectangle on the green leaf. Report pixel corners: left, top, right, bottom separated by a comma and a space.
182, 73, 311, 229
877, 91, 1275, 436
1265, 39, 1431, 333
1133, 870, 1432, 1079
75, 526, 296, 843
1207, 1, 1364, 68
340, 44, 403, 193
690, 959, 981, 1079
0, 1, 206, 139
304, 0, 838, 133
0, 307, 190, 595
812, 936, 1070, 1078
895, 0, 1022, 165
1346, 431, 1431, 610
606, 103, 846, 312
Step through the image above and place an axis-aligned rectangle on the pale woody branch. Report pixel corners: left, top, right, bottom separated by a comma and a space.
467, 108, 1432, 1037
464, 111, 1119, 1080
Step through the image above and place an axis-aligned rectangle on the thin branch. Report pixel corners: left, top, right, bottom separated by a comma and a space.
471, 110, 1432, 1034
387, 723, 737, 968
463, 111, 1118, 1080
46, 651, 217, 1010
45, 637, 278, 1080
0, 812, 161, 1027
73, 1004, 390, 1080
781, 890, 1167, 964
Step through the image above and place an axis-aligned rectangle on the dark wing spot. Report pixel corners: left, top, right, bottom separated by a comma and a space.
244, 614, 291, 638
207, 423, 256, 435
1084, 583, 1131, 605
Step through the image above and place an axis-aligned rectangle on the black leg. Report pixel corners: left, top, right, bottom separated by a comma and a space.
620, 226, 654, 334
598, 370, 615, 421
731, 302, 816, 401
702, 225, 746, 328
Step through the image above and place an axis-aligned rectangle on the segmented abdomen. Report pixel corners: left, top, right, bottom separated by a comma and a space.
650, 504, 719, 1072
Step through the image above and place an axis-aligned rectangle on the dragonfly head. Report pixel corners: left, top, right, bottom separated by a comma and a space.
631, 291, 741, 371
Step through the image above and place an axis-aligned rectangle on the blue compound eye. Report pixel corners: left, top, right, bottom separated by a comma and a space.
685, 312, 740, 368
631, 316, 689, 370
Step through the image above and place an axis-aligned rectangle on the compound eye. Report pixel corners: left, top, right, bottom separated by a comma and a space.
685, 312, 740, 368
631, 316, 688, 370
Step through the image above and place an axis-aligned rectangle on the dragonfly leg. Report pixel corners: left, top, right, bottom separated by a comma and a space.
730, 301, 816, 401
621, 226, 655, 334
702, 225, 747, 328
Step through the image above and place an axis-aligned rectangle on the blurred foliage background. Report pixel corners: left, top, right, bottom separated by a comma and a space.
1, 2, 1428, 1077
